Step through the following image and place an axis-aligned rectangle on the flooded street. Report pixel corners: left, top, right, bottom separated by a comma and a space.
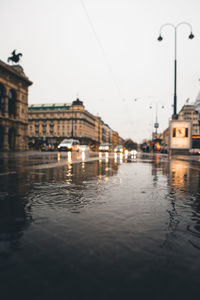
1, 152, 200, 299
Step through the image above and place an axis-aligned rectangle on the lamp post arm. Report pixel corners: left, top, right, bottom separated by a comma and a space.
176, 22, 193, 32
158, 23, 175, 35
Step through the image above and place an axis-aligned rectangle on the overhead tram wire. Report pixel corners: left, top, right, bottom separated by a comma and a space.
79, 0, 125, 101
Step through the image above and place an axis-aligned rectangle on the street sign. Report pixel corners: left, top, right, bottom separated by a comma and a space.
154, 122, 159, 128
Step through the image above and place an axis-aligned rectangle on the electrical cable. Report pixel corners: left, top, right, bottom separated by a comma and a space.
79, 0, 125, 101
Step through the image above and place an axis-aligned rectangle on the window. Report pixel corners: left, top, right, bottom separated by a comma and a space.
8, 89, 16, 117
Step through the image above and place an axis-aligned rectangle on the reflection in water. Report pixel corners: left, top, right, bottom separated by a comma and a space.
81, 151, 85, 162
99, 152, 102, 164
2, 154, 200, 299
105, 152, 109, 163
170, 160, 190, 189
120, 152, 123, 164
57, 152, 60, 162
67, 151, 72, 165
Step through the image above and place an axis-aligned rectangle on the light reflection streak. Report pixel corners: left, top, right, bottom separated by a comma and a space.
120, 153, 123, 164
67, 151, 72, 165
81, 151, 85, 162
99, 152, 102, 164
57, 152, 60, 162
124, 151, 128, 160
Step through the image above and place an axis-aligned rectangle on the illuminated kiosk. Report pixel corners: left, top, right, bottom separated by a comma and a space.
169, 120, 192, 155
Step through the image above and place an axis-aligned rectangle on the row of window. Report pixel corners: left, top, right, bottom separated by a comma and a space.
33, 130, 81, 136
29, 113, 83, 118
30, 125, 82, 130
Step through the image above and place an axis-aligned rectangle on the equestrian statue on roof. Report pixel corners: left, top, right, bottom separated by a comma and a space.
7, 50, 22, 64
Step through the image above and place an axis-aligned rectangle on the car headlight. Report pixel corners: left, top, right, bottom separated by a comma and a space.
58, 145, 60, 148
105, 146, 109, 150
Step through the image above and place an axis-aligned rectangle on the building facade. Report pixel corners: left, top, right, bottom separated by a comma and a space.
0, 60, 32, 151
178, 104, 200, 135
28, 98, 123, 149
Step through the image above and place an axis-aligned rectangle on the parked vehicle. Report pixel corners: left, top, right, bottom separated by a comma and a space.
80, 145, 90, 152
99, 143, 112, 152
57, 139, 80, 151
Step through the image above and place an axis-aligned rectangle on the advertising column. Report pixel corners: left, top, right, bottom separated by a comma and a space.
169, 120, 192, 155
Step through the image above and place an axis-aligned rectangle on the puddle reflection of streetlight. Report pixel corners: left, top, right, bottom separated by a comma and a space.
99, 152, 102, 164
120, 152, 123, 164
114, 153, 117, 163
67, 151, 72, 165
105, 152, 109, 163
81, 151, 85, 162
57, 152, 60, 162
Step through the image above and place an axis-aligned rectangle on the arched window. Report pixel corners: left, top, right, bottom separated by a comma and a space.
8, 89, 16, 117
0, 83, 5, 114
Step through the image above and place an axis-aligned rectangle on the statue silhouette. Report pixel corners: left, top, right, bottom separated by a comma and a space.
7, 50, 22, 64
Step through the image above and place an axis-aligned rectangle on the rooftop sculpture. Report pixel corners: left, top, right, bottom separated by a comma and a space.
7, 50, 22, 64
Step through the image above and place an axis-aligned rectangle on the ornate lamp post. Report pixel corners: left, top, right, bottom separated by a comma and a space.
157, 22, 194, 119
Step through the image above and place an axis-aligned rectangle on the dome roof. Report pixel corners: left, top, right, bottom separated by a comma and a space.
72, 98, 83, 106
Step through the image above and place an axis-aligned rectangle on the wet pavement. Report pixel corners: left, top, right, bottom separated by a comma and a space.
1, 151, 200, 299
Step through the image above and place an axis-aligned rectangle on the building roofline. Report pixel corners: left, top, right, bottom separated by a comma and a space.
0, 59, 32, 85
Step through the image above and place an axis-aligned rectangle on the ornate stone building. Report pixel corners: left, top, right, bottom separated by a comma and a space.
178, 104, 200, 135
0, 60, 32, 151
28, 98, 123, 149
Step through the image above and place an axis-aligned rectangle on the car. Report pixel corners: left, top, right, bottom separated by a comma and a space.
189, 148, 200, 155
57, 139, 80, 151
130, 149, 137, 155
160, 145, 168, 154
114, 145, 126, 153
80, 145, 90, 152
41, 144, 48, 151
99, 143, 112, 152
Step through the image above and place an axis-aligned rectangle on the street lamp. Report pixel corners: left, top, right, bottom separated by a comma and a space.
157, 22, 194, 119
149, 101, 164, 139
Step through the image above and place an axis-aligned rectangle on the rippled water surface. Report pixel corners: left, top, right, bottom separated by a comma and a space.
1, 152, 200, 299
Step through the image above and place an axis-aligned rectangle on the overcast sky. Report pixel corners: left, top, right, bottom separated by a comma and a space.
1, 0, 200, 142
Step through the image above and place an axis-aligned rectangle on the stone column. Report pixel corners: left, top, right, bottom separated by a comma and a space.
4, 87, 9, 117
3, 126, 9, 151
15, 124, 22, 151
15, 90, 21, 119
